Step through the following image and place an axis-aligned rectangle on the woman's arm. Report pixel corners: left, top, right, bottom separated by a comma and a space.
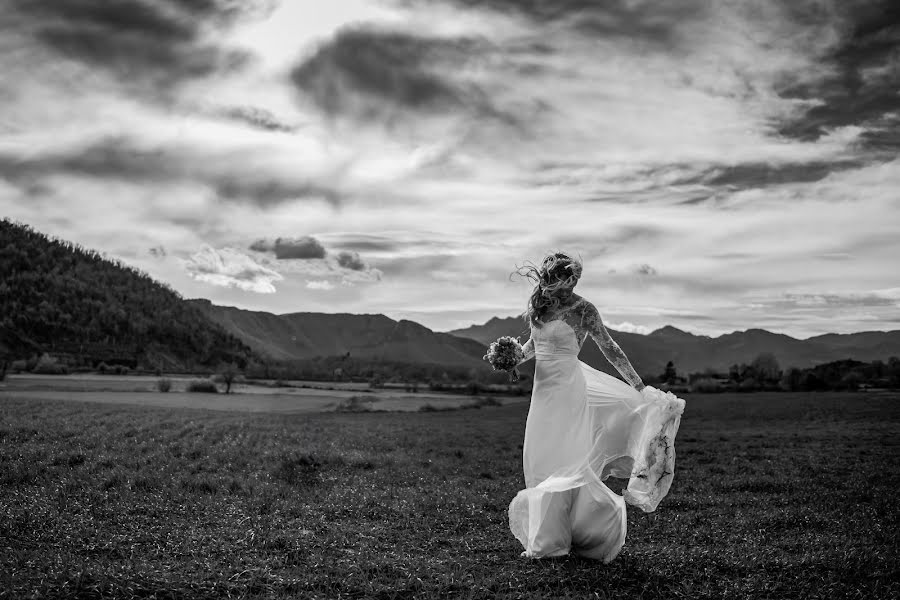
517, 337, 535, 366
580, 302, 645, 390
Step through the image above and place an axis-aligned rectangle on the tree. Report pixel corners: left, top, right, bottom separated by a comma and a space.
781, 367, 803, 391
662, 361, 677, 384
218, 362, 240, 394
751, 352, 781, 384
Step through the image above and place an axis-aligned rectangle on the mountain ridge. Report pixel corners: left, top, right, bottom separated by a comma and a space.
188, 300, 490, 370
447, 315, 900, 376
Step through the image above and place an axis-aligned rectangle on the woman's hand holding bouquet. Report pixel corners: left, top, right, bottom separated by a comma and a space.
483, 336, 525, 382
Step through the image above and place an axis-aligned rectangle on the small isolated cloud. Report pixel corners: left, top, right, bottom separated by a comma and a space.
635, 264, 658, 276
336, 250, 367, 271
335, 250, 382, 285
606, 321, 652, 335
181, 245, 283, 293
306, 280, 335, 290
250, 236, 327, 259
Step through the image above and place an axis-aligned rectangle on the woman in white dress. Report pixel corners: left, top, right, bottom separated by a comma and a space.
506, 252, 685, 562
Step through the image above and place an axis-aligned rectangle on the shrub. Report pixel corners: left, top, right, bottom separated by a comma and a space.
738, 377, 759, 392
10, 359, 27, 373
33, 353, 67, 375
691, 378, 724, 393
336, 396, 374, 412
156, 378, 172, 393
97, 362, 110, 374
187, 379, 218, 393
114, 365, 129, 375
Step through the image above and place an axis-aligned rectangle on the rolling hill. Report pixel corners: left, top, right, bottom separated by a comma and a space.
188, 300, 490, 369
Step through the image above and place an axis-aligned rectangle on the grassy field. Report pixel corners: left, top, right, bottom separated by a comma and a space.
1, 374, 527, 414
1, 392, 898, 599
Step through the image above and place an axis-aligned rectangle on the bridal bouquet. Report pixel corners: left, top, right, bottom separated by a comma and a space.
483, 336, 525, 381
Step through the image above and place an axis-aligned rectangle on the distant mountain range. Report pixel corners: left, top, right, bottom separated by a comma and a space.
3, 217, 897, 378
448, 316, 900, 377
189, 300, 489, 369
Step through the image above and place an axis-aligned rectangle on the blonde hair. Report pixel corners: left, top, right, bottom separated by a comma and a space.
515, 252, 583, 327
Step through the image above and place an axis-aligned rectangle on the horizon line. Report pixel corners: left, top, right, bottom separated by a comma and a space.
188, 299, 899, 342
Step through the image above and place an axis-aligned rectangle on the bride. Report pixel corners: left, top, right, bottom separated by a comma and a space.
502, 252, 685, 562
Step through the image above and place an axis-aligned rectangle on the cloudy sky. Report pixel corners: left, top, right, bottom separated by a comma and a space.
1, 0, 898, 337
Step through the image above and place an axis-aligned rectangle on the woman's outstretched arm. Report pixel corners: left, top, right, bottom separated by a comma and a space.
580, 302, 645, 390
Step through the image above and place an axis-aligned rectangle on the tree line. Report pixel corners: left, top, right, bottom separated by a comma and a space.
651, 353, 900, 392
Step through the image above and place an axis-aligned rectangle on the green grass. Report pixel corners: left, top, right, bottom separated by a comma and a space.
1, 392, 898, 599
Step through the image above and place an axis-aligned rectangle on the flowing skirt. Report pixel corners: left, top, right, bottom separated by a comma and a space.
509, 358, 685, 562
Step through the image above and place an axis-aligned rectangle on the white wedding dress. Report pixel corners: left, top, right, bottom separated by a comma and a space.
508, 302, 685, 562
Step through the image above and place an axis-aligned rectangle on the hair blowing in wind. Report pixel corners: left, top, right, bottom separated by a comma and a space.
516, 252, 583, 327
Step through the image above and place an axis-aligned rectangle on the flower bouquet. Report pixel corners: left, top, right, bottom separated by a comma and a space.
483, 336, 525, 382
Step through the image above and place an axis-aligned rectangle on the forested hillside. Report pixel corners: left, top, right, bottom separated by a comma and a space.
0, 219, 255, 370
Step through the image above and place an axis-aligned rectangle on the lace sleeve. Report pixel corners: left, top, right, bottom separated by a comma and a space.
517, 337, 535, 366
580, 302, 644, 390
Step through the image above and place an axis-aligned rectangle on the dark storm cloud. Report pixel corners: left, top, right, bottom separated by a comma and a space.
250, 237, 327, 260
336, 251, 367, 271
290, 27, 516, 124
0, 137, 342, 207
8, 0, 270, 90
775, 1, 900, 149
